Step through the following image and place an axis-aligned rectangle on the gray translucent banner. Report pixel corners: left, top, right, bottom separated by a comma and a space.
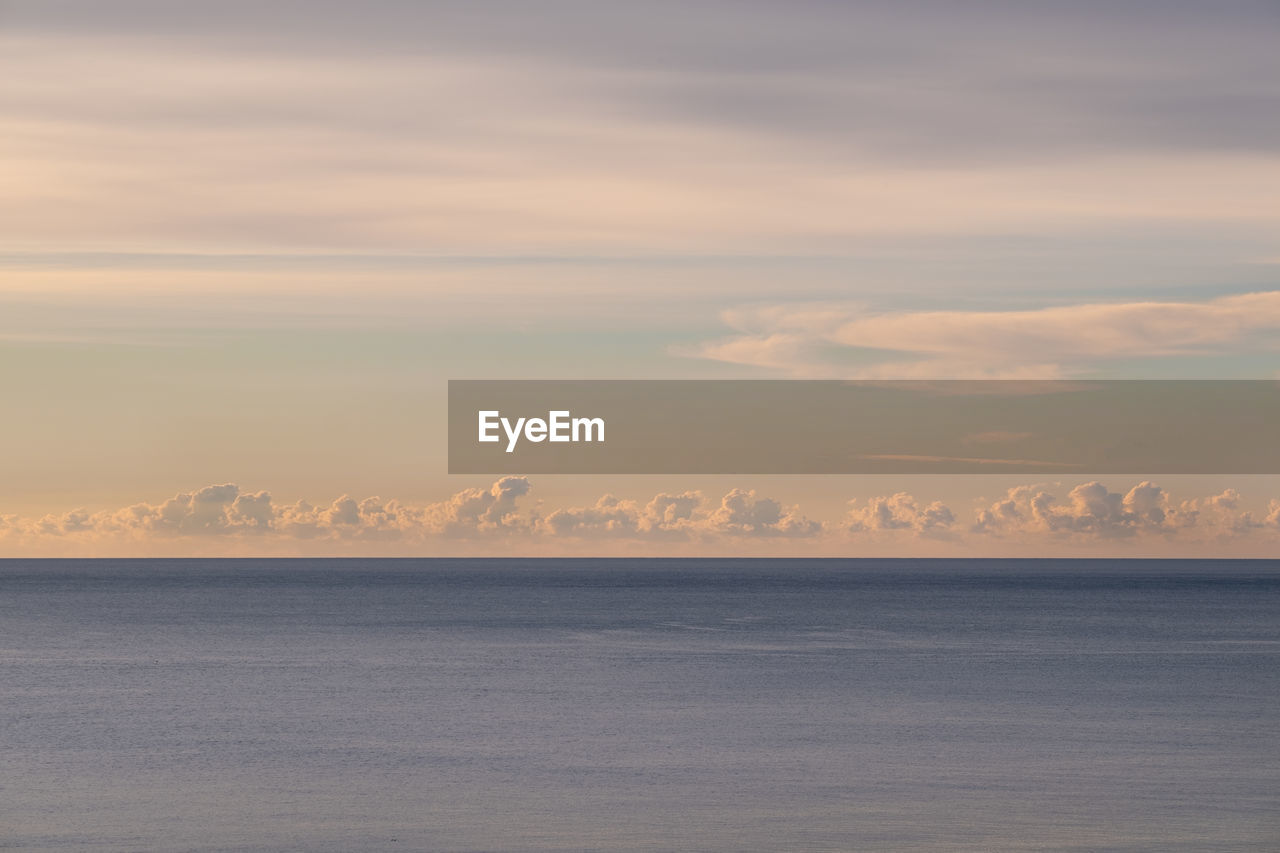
448, 380, 1280, 474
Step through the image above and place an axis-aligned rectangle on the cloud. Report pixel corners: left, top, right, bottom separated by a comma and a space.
3, 3, 1279, 257
0, 478, 823, 546
692, 291, 1280, 377
703, 489, 823, 538
9, 478, 538, 545
51, 484, 276, 537
424, 476, 534, 537
846, 493, 957, 537
540, 488, 821, 540
973, 481, 1267, 539
2, 478, 1277, 554
273, 476, 535, 540
8, 1, 1278, 163
541, 492, 698, 540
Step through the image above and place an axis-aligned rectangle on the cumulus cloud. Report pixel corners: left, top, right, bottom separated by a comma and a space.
1, 478, 1277, 554
6, 478, 538, 545
973, 481, 1267, 539
423, 476, 534, 538
693, 291, 1280, 378
0, 479, 823, 547
704, 489, 823, 538
846, 493, 957, 537
25, 484, 277, 538
542, 492, 697, 540
273, 476, 536, 540
541, 488, 821, 540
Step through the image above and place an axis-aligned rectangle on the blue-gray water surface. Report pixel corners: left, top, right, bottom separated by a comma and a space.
2, 559, 1278, 852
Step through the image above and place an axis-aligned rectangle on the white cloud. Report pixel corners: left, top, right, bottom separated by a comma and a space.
423, 476, 534, 538
973, 480, 1267, 539
693, 291, 1280, 378
703, 489, 822, 538
846, 493, 957, 537
8, 478, 538, 544
0, 479, 824, 545
541, 488, 821, 540
1, 479, 1277, 554
541, 492, 700, 540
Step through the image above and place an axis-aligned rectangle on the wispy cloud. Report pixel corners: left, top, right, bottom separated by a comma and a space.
4, 2, 1279, 256
691, 291, 1280, 377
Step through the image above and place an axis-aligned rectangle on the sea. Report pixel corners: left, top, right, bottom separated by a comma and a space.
2, 558, 1278, 852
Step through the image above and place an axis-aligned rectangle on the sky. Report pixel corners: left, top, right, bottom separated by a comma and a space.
2, 0, 1279, 556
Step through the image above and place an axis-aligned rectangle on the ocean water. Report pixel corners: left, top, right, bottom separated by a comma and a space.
2, 559, 1278, 852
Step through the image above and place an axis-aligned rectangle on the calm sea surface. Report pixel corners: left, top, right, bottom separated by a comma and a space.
2, 559, 1278, 852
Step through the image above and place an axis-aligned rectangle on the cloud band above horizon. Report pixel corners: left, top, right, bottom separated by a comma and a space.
3, 478, 1278, 558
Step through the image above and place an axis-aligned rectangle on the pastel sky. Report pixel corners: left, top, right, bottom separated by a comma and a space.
2, 1, 1279, 555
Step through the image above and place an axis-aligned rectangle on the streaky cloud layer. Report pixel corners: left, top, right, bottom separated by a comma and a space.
3, 2, 1278, 255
